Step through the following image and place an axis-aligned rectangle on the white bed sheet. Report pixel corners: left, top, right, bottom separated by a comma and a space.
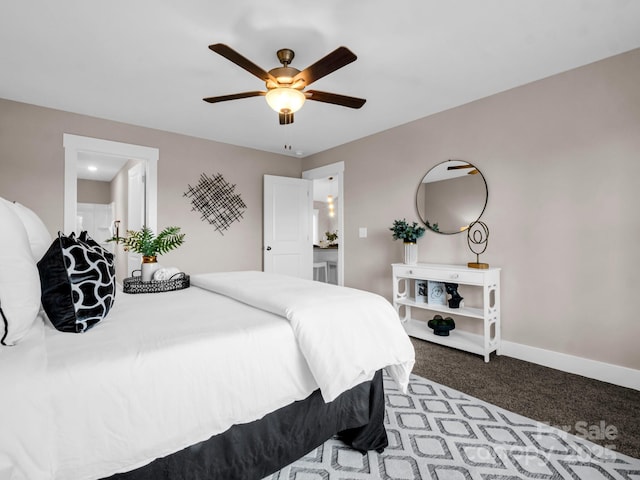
2, 285, 319, 480
191, 271, 415, 402
0, 318, 53, 480
2, 272, 416, 480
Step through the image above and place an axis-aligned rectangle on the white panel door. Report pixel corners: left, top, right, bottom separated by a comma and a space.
127, 162, 146, 276
263, 175, 312, 279
77, 202, 115, 253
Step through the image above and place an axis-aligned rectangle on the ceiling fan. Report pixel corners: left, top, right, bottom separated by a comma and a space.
447, 164, 479, 175
203, 44, 366, 125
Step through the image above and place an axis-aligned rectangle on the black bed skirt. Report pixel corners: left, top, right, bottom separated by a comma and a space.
104, 370, 387, 480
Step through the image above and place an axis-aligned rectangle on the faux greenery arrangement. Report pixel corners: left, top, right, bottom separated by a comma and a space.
109, 226, 185, 259
390, 219, 426, 243
325, 230, 338, 243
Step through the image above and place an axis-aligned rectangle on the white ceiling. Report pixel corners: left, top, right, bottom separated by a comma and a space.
422, 160, 471, 183
77, 152, 128, 182
2, 1, 640, 159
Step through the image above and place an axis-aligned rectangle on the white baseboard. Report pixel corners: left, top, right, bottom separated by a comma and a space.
500, 341, 640, 391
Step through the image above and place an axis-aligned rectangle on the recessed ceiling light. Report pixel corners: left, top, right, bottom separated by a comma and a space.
88, 165, 97, 172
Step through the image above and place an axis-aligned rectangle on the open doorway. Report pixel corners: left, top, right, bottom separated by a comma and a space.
302, 162, 344, 286
63, 134, 158, 281
75, 151, 128, 255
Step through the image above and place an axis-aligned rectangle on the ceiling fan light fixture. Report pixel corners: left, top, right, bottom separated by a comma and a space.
265, 87, 306, 114
204, 44, 365, 125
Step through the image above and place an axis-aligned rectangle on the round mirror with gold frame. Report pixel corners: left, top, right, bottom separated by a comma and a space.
416, 160, 488, 235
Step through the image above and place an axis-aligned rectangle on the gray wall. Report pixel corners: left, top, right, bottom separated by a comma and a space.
77, 179, 111, 204
303, 48, 640, 370
0, 98, 302, 276
1, 48, 638, 372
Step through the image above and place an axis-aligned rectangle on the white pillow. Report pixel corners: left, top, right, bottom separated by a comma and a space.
0, 197, 42, 346
7, 201, 52, 261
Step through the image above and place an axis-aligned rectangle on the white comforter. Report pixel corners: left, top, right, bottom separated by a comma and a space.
0, 272, 414, 480
191, 271, 415, 402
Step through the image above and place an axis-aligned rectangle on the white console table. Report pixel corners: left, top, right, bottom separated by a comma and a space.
392, 263, 501, 362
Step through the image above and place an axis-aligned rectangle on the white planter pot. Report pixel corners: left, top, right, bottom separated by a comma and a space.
141, 257, 159, 282
404, 242, 417, 265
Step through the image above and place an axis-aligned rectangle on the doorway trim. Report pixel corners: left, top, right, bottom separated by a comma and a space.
302, 161, 344, 286
63, 134, 159, 234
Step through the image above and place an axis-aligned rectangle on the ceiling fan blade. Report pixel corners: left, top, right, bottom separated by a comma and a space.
203, 91, 266, 103
467, 169, 479, 175
306, 90, 366, 109
293, 47, 357, 86
208, 44, 275, 82
447, 164, 474, 170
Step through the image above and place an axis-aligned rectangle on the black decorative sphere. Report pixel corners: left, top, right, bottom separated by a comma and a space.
427, 315, 456, 336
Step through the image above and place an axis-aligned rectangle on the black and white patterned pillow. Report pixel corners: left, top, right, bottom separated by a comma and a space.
37, 231, 116, 333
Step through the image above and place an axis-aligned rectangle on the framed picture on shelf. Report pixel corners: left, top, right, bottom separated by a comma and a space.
427, 280, 447, 306
415, 280, 428, 303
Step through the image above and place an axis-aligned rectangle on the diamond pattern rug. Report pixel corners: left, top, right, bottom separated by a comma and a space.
264, 372, 640, 480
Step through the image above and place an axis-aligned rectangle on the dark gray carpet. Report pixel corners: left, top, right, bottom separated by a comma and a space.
268, 371, 640, 479
410, 337, 640, 460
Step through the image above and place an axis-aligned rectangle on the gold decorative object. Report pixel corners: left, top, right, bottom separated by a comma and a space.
467, 221, 490, 269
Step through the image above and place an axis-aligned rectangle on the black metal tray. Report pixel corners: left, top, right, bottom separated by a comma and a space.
122, 272, 190, 294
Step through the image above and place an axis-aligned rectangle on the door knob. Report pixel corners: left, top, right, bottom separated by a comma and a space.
266, 246, 272, 251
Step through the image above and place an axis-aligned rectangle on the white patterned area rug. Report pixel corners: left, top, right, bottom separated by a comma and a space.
264, 372, 640, 480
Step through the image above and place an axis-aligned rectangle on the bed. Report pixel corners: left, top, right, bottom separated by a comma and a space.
0, 197, 415, 480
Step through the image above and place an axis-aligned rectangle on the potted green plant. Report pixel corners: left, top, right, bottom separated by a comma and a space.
390, 219, 425, 265
325, 230, 338, 245
109, 226, 185, 281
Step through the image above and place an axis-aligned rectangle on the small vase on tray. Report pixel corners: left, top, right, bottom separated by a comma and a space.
141, 256, 159, 282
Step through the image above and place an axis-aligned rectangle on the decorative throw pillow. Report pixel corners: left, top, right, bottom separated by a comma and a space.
8, 201, 53, 261
37, 231, 116, 333
0, 197, 42, 346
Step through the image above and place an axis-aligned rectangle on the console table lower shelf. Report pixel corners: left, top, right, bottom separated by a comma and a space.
403, 318, 494, 360
392, 263, 501, 362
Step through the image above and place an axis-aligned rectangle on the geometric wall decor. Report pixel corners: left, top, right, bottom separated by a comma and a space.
183, 173, 247, 235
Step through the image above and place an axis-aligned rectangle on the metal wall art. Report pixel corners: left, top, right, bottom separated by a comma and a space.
184, 173, 247, 235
